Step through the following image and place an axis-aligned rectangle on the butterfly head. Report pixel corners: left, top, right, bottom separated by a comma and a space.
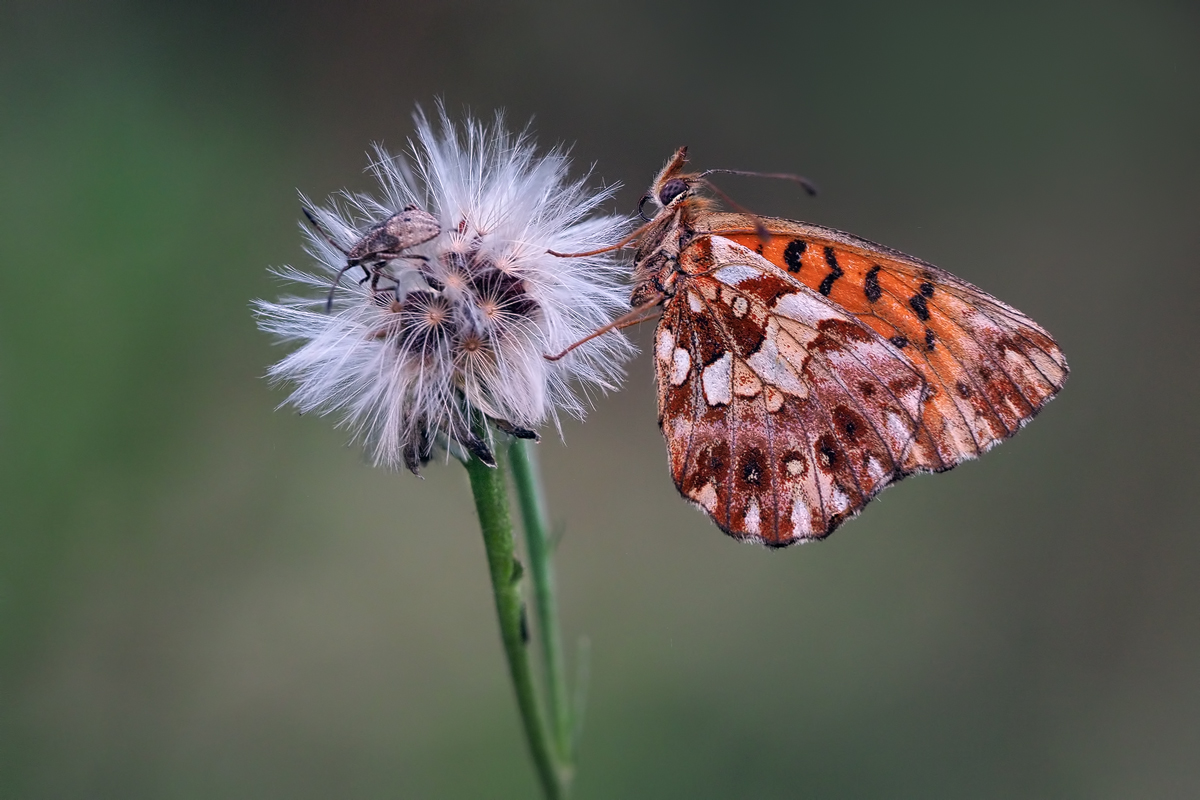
657, 177, 689, 207
638, 146, 711, 222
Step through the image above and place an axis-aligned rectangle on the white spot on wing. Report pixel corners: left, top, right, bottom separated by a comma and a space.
714, 265, 760, 286
745, 320, 807, 397
656, 327, 675, 363
865, 456, 886, 482
774, 291, 840, 323
828, 484, 851, 515
885, 411, 912, 451
791, 495, 813, 536
702, 352, 733, 406
744, 498, 761, 535
687, 290, 703, 313
670, 347, 691, 386
691, 482, 718, 512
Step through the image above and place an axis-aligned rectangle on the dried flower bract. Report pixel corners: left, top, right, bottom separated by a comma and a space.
256, 109, 634, 471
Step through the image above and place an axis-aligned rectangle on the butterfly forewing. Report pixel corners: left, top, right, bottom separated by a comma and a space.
655, 237, 931, 545
714, 215, 1069, 473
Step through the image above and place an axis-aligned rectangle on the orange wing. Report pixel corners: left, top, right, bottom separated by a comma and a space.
707, 212, 1069, 473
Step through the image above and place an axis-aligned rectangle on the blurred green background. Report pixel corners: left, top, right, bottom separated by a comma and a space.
3, 0, 1198, 797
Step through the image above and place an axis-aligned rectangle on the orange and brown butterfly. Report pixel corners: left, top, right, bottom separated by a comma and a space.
552, 147, 1068, 546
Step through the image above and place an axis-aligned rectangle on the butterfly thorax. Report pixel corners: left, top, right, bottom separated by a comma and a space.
629, 203, 708, 308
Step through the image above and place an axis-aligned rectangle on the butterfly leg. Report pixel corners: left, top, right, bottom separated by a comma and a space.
544, 293, 665, 361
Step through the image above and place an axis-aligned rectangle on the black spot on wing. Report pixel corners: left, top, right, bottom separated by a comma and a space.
831, 404, 866, 442
819, 247, 844, 296
864, 265, 882, 302
783, 239, 807, 273
909, 293, 930, 321
740, 448, 765, 487
817, 436, 839, 469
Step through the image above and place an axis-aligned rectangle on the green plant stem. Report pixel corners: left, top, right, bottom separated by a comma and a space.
465, 450, 567, 800
509, 439, 573, 767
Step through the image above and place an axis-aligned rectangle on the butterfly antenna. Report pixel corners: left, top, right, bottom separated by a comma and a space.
695, 177, 773, 242
697, 168, 819, 197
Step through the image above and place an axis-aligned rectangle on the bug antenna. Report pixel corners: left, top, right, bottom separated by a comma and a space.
302, 207, 351, 256
303, 208, 361, 312
697, 168, 818, 197
695, 178, 771, 242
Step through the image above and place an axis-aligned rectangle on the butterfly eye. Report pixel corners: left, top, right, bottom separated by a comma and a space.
658, 178, 688, 206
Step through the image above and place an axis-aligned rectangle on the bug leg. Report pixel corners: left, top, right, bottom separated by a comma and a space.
364, 260, 394, 304
325, 261, 363, 312
403, 443, 422, 475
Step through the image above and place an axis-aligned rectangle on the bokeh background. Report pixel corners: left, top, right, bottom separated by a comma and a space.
3, 1, 1198, 797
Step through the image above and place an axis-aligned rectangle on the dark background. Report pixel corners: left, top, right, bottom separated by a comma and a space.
3, 1, 1198, 797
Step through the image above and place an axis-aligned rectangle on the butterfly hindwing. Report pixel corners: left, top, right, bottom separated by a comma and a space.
655, 237, 930, 545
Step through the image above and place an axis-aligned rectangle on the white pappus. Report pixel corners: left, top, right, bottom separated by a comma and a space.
255, 109, 636, 472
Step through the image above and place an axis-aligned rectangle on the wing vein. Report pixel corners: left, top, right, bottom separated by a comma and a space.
874, 281, 986, 458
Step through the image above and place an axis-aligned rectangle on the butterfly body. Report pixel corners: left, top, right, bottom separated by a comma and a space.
633, 148, 1068, 546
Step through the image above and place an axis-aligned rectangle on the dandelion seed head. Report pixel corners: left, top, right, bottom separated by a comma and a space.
255, 107, 635, 471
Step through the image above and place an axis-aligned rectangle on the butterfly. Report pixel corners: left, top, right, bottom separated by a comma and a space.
552, 147, 1068, 546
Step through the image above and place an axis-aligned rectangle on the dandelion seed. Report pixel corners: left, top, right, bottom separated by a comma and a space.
255, 108, 635, 472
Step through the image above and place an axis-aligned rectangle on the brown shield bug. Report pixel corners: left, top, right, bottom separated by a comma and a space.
302, 205, 441, 311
